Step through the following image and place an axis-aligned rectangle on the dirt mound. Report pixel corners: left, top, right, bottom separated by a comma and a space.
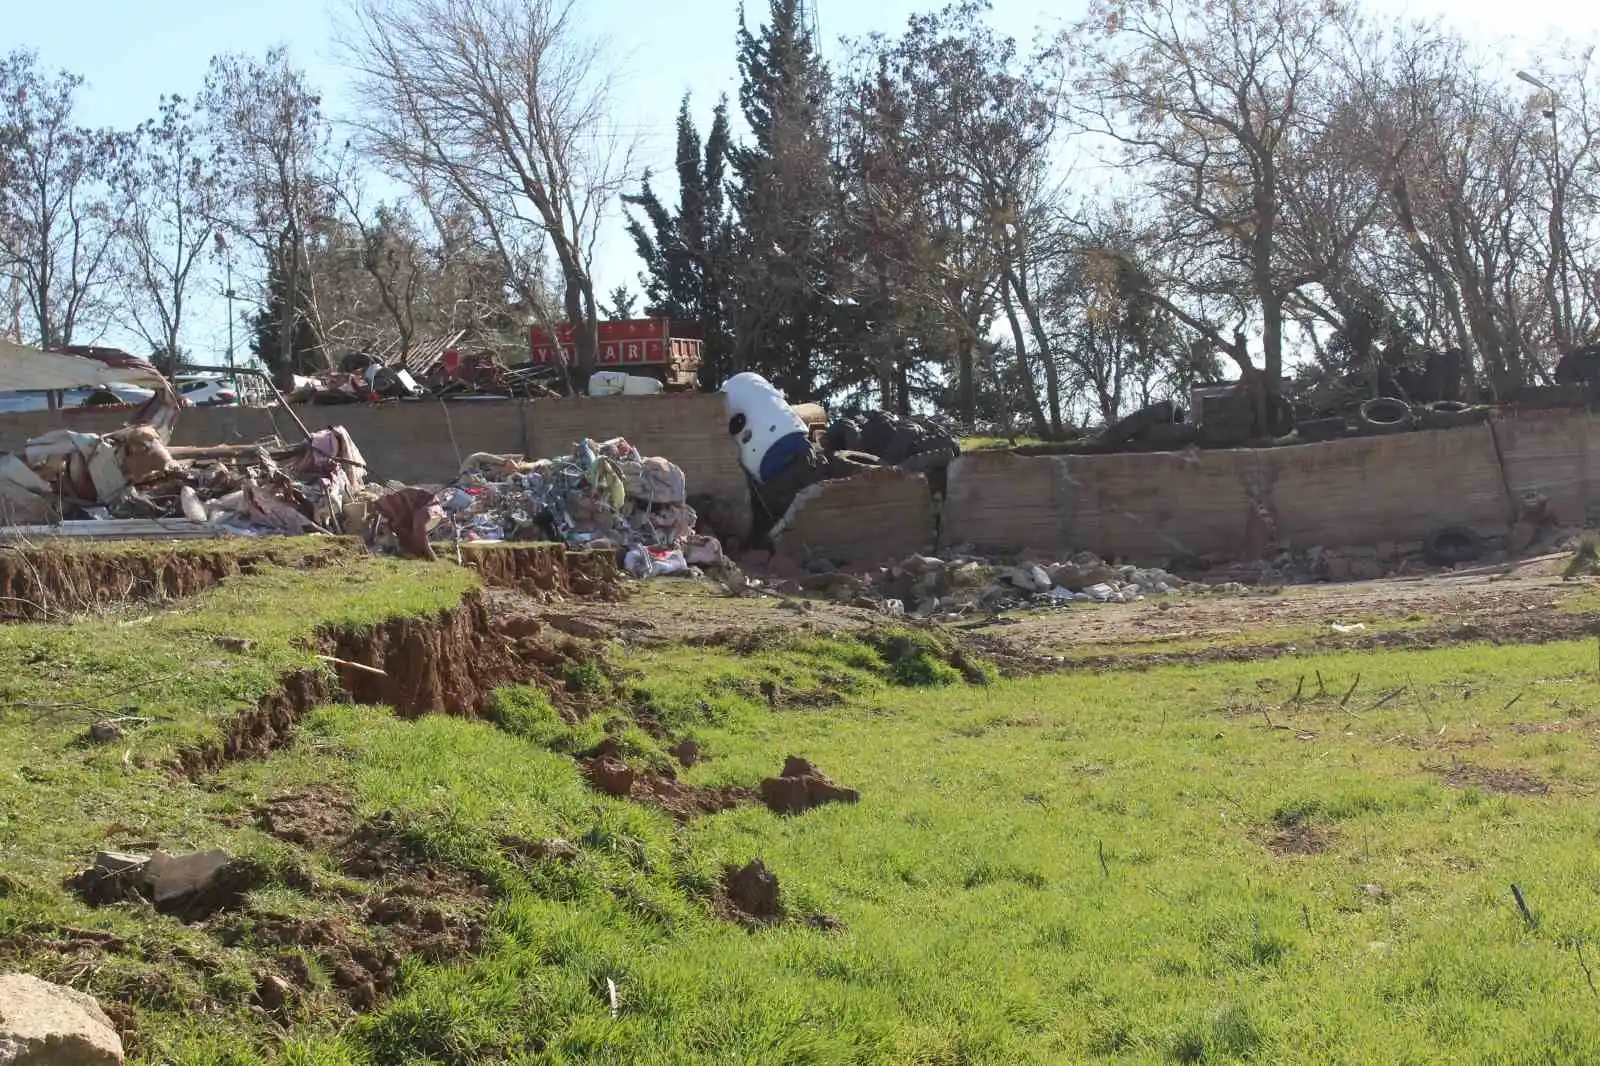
580, 755, 756, 821
0, 542, 354, 622
758, 757, 860, 815
255, 786, 358, 850
723, 860, 782, 925
1435, 763, 1552, 796
1260, 812, 1331, 856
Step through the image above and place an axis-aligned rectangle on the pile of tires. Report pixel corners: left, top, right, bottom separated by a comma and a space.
1357, 397, 1414, 435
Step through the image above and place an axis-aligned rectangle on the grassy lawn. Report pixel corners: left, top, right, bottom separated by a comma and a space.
5, 556, 1600, 1063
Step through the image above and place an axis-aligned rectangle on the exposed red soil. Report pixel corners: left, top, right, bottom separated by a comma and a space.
758, 757, 860, 815
580, 754, 757, 821
0, 541, 356, 622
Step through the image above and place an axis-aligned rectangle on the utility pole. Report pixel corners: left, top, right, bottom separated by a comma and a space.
1518, 70, 1569, 352
225, 259, 237, 396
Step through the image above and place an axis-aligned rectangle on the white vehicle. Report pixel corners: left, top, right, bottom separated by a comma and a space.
174, 374, 239, 407
0, 383, 157, 413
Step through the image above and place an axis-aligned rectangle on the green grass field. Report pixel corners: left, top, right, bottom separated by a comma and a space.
4, 553, 1600, 1064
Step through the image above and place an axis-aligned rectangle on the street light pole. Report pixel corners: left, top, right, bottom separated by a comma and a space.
1518, 70, 1568, 351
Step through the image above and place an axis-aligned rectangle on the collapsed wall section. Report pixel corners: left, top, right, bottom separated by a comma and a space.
770, 467, 933, 565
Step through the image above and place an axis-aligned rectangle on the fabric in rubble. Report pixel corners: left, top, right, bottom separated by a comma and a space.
388, 436, 699, 570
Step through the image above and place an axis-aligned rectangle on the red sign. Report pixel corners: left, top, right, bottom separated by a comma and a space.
530, 319, 672, 366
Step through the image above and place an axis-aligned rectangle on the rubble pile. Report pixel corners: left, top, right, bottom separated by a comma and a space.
763, 550, 1202, 618
288, 351, 558, 405
372, 437, 721, 576
0, 419, 369, 536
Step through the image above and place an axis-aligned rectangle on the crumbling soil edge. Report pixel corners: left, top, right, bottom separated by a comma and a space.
0, 541, 357, 622
173, 587, 596, 777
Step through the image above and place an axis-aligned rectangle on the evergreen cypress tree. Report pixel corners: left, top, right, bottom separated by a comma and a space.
250, 240, 323, 386
726, 0, 841, 401
625, 97, 736, 390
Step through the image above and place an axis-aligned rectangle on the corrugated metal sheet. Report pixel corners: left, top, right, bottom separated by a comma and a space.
370, 331, 468, 376
0, 341, 165, 391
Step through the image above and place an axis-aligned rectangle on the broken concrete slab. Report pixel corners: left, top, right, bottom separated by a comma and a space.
142, 849, 230, 908
770, 467, 933, 567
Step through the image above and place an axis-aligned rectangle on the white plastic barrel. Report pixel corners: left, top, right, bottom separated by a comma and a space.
721, 372, 811, 482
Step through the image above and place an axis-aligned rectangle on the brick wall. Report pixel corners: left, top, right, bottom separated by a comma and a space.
771, 467, 933, 564
942, 421, 1519, 563
1490, 408, 1599, 525
940, 451, 1067, 553
1261, 425, 1510, 549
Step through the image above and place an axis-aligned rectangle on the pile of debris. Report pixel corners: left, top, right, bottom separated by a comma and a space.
752, 550, 1202, 618
372, 437, 721, 576
0, 423, 371, 536
289, 350, 559, 405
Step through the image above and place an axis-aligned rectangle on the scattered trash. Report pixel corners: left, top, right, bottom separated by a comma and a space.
1330, 623, 1368, 635
0, 367, 371, 540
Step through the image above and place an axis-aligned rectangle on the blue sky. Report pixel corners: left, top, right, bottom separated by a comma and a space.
8, 0, 1596, 359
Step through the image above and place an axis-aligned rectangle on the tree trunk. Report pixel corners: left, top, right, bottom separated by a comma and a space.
280, 238, 299, 384
1008, 264, 1062, 437
956, 334, 975, 429
1000, 282, 1049, 438
563, 272, 596, 379
1261, 291, 1284, 393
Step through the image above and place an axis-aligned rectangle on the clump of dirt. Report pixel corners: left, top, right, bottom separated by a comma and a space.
1260, 811, 1330, 856
256, 785, 358, 850
1436, 763, 1552, 796
723, 860, 782, 925
758, 757, 860, 816
669, 739, 704, 767
580, 754, 756, 820
583, 755, 636, 798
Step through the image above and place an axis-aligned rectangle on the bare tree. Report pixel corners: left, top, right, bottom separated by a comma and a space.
340, 0, 633, 378
200, 48, 334, 381
1072, 0, 1356, 398
113, 93, 219, 371
0, 52, 123, 349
